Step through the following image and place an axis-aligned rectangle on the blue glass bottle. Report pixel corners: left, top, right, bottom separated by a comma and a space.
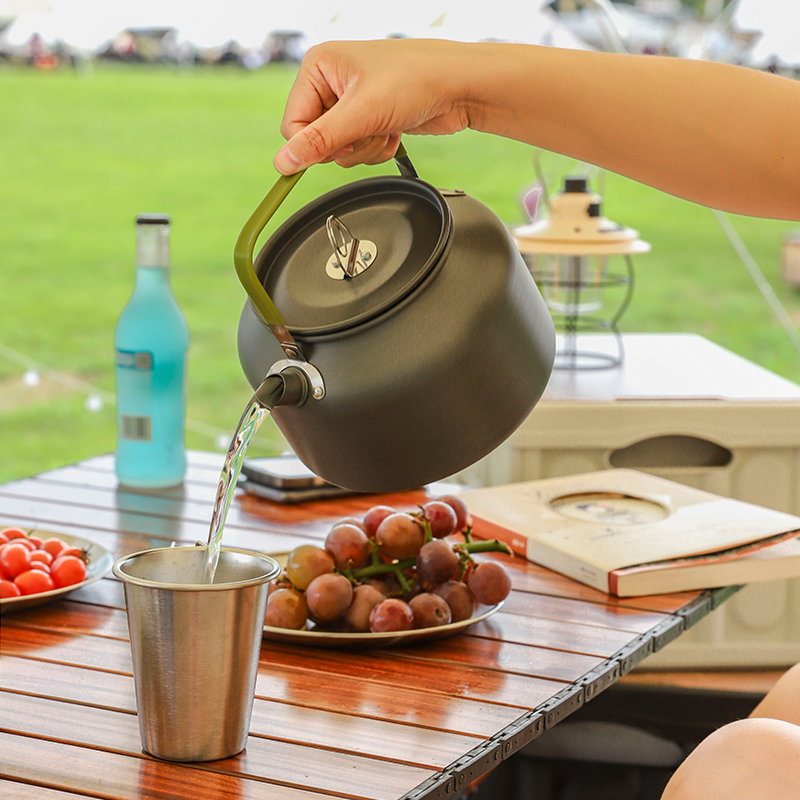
115, 214, 189, 488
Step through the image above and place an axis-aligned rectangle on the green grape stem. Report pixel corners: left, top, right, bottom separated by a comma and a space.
458, 535, 512, 556
349, 535, 512, 591
351, 559, 414, 592
414, 506, 434, 544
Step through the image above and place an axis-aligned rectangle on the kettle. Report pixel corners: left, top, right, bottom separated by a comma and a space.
235, 146, 555, 492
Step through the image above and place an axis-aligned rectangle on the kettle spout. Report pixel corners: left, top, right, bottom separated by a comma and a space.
263, 357, 326, 407
254, 368, 310, 410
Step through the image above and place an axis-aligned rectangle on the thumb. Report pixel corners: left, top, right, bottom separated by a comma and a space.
273, 118, 341, 175
274, 96, 373, 175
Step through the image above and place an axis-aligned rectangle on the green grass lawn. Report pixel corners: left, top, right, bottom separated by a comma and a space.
1, 61, 799, 484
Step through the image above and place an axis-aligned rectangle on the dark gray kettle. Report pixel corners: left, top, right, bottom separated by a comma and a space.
235, 146, 555, 492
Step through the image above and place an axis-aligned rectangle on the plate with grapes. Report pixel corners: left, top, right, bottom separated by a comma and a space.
262, 599, 503, 648
260, 504, 512, 648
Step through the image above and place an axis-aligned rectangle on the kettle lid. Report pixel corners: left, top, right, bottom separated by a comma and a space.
254, 176, 451, 336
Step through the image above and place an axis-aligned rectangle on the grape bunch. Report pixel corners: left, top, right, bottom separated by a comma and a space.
265, 495, 513, 634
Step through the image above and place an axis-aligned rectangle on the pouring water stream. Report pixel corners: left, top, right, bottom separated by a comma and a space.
203, 374, 288, 583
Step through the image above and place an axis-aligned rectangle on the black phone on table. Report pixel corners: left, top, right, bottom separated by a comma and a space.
239, 455, 357, 503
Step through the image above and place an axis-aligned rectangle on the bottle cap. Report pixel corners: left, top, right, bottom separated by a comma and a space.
136, 214, 171, 267
136, 213, 171, 226
563, 177, 588, 194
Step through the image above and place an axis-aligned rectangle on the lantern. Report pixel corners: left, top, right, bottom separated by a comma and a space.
513, 176, 650, 369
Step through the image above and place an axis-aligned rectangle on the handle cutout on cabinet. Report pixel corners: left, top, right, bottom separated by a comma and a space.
609, 435, 733, 469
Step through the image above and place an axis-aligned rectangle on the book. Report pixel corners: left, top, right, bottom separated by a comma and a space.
461, 469, 800, 597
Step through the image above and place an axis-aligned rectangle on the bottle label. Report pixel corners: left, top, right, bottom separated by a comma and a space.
120, 415, 152, 441
116, 349, 154, 442
116, 350, 153, 371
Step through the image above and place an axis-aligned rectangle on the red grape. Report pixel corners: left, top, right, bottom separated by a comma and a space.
434, 580, 477, 623
305, 572, 353, 622
265, 587, 309, 630
409, 592, 452, 629
325, 523, 371, 570
416, 540, 459, 584
344, 583, 386, 632
439, 495, 471, 532
422, 500, 458, 538
362, 505, 395, 538
369, 598, 414, 633
375, 513, 425, 560
285, 544, 335, 590
467, 561, 511, 605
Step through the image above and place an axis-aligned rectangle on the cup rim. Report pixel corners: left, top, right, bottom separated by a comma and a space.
112, 545, 281, 591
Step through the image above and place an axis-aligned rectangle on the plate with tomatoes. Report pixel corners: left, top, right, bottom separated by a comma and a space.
0, 526, 114, 614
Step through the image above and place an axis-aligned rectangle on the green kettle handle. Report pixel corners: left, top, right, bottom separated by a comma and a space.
234, 142, 416, 326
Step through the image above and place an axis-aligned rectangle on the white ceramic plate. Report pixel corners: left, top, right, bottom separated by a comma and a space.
0, 529, 114, 614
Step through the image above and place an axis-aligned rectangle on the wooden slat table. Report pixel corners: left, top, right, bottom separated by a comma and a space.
0, 451, 733, 800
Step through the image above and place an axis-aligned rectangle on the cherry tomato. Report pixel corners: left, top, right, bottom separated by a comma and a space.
30, 561, 51, 574
27, 535, 43, 550
59, 546, 89, 563
30, 549, 53, 567
11, 537, 36, 552
0, 532, 8, 546
0, 542, 32, 579
42, 538, 68, 559
1, 527, 28, 540
51, 555, 87, 588
1, 578, 21, 598
14, 568, 55, 596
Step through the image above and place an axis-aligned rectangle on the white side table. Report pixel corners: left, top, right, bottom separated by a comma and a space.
456, 333, 800, 668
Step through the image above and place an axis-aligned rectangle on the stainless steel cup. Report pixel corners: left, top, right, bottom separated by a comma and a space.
113, 546, 280, 762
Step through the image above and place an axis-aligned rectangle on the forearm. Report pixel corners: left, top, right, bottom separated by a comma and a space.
276, 39, 800, 220
459, 44, 800, 220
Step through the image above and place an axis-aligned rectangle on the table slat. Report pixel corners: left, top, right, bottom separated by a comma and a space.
258, 642, 568, 709
0, 779, 96, 800
0, 733, 340, 800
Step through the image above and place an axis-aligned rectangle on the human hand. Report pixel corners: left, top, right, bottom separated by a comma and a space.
273, 39, 472, 175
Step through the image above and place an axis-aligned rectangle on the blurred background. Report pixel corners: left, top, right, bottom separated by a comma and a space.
1, 0, 799, 483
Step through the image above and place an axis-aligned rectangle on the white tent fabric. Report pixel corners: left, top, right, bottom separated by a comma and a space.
305, 1, 587, 48
555, 5, 688, 54
1, 0, 142, 50
731, 0, 800, 67
2, 0, 587, 56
